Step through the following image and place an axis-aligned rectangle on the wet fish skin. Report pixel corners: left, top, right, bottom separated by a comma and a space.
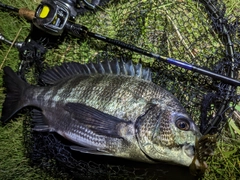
1, 60, 201, 166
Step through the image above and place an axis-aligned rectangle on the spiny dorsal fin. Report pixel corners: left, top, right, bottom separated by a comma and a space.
40, 59, 152, 85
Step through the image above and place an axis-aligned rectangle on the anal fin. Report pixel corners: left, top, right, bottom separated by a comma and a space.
31, 109, 50, 132
70, 145, 113, 156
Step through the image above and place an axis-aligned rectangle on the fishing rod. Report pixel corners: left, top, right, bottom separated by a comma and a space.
1, 0, 240, 86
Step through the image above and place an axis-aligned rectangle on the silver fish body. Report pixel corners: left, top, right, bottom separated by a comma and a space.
1, 60, 201, 166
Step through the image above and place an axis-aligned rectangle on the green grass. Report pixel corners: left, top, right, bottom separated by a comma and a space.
0, 0, 240, 179
0, 121, 54, 180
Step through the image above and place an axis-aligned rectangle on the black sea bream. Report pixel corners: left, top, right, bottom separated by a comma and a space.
1, 60, 202, 166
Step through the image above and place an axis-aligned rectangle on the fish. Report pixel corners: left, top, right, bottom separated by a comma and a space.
1, 59, 202, 167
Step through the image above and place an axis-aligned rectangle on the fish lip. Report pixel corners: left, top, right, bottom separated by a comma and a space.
182, 143, 195, 158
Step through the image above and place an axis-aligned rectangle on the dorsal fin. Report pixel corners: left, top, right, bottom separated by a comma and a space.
40, 59, 152, 85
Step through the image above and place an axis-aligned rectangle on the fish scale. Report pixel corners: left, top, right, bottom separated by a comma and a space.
66, 124, 107, 147
58, 74, 150, 121
1, 60, 203, 167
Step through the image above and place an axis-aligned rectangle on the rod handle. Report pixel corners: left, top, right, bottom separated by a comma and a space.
19, 8, 35, 21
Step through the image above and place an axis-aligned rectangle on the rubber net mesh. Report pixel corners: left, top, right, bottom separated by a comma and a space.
19, 0, 240, 179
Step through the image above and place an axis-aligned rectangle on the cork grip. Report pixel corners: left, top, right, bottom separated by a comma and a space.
19, 8, 35, 21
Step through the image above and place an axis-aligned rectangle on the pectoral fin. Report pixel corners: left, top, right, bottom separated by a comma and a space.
64, 103, 131, 138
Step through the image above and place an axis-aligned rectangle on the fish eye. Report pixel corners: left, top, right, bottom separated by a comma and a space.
175, 118, 190, 131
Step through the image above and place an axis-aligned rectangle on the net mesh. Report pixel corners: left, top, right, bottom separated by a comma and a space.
15, 0, 240, 179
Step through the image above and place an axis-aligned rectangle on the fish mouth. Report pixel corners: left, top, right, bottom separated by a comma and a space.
182, 143, 195, 159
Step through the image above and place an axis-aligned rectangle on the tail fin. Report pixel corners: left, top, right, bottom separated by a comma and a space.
1, 66, 29, 124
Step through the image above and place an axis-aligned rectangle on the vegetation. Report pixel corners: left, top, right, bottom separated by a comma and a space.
0, 0, 239, 179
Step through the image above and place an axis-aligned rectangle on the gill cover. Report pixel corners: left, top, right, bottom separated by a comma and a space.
135, 104, 164, 161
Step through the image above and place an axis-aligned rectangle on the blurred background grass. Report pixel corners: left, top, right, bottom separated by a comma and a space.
0, 0, 240, 179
